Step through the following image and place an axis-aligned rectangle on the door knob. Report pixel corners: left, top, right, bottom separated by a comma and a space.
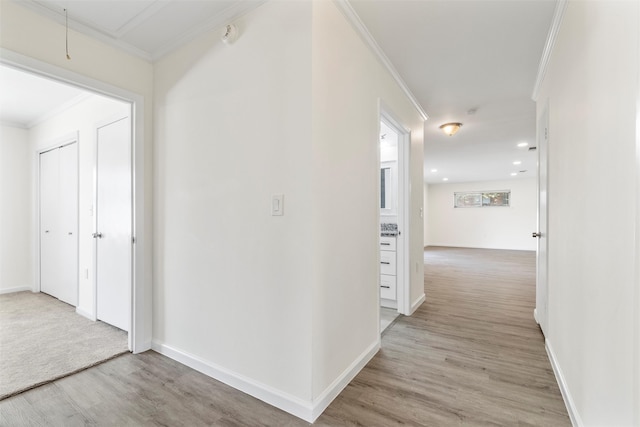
92, 232, 103, 239
532, 232, 542, 238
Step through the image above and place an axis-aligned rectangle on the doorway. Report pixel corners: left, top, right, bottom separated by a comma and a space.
378, 109, 411, 333
1, 51, 149, 353
534, 103, 549, 336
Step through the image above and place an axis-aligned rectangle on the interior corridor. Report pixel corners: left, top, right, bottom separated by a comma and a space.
0, 247, 570, 425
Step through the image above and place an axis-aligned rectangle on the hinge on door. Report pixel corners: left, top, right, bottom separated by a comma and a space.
545, 128, 548, 139
132, 236, 135, 244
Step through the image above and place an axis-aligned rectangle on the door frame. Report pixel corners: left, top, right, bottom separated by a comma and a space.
379, 103, 411, 316
37, 134, 79, 303
534, 101, 549, 335
2, 49, 150, 353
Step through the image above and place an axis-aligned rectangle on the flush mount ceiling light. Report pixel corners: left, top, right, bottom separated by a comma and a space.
439, 122, 463, 136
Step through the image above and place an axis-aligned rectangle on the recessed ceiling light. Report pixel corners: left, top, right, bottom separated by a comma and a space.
431, 169, 438, 173
443, 177, 449, 181
510, 172, 518, 176
513, 161, 522, 165
517, 142, 528, 148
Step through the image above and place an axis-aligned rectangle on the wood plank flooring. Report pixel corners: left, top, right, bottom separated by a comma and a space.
0, 247, 570, 426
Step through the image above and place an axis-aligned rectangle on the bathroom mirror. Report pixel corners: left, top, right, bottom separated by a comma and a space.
380, 161, 397, 214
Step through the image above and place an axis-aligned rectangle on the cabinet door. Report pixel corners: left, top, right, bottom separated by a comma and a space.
380, 250, 396, 275
57, 143, 78, 306
380, 274, 396, 300
40, 149, 60, 298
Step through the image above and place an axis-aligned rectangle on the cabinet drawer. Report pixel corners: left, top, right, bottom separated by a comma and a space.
380, 250, 396, 275
379, 236, 396, 251
380, 274, 396, 300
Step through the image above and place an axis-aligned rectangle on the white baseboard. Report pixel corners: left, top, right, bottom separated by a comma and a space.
152, 339, 380, 423
546, 339, 583, 426
534, 308, 539, 324
310, 339, 380, 421
409, 293, 426, 315
152, 341, 314, 421
75, 306, 96, 321
0, 286, 33, 295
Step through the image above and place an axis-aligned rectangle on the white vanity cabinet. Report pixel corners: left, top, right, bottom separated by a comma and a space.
380, 236, 397, 302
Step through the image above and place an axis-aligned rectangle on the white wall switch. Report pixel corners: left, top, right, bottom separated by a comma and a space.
272, 194, 284, 216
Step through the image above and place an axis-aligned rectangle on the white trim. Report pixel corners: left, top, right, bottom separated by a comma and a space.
634, 9, 640, 423
0, 286, 33, 294
1, 48, 151, 354
149, 0, 268, 61
0, 120, 29, 129
409, 293, 425, 315
380, 104, 412, 316
310, 339, 380, 421
532, 0, 568, 101
546, 339, 583, 427
533, 308, 539, 324
75, 306, 95, 321
14, 0, 266, 62
151, 342, 314, 421
333, 0, 428, 121
152, 338, 380, 423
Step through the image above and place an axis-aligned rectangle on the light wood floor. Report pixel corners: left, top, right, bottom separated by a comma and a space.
0, 247, 570, 426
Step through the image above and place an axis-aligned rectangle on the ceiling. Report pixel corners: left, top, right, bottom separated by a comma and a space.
2, 0, 556, 184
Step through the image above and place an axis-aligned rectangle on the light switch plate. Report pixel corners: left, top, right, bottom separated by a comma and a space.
272, 194, 284, 216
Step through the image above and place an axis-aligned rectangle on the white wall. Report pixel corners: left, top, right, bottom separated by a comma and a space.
154, 0, 314, 403
311, 0, 425, 398
0, 124, 32, 293
536, 1, 640, 425
153, 0, 425, 419
29, 95, 130, 316
426, 178, 536, 251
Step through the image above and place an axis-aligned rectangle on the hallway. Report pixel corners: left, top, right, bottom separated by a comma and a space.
0, 247, 570, 425
320, 246, 570, 425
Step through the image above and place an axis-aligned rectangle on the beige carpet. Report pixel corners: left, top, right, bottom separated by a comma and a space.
0, 291, 128, 400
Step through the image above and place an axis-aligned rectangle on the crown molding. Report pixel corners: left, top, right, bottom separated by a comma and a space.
13, 0, 154, 61
333, 0, 428, 121
532, 0, 568, 101
149, 0, 267, 61
12, 0, 266, 63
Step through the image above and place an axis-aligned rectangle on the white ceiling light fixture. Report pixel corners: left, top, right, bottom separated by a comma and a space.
442, 177, 449, 181
513, 160, 522, 165
431, 169, 438, 173
222, 24, 238, 44
439, 122, 463, 136
517, 142, 529, 147
511, 172, 518, 176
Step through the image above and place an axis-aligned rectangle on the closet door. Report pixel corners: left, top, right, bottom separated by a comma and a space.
57, 143, 78, 306
40, 149, 60, 298
39, 143, 78, 306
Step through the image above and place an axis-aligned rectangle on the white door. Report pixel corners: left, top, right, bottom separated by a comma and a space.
40, 148, 59, 298
57, 143, 78, 305
40, 143, 78, 306
95, 117, 131, 332
535, 106, 549, 336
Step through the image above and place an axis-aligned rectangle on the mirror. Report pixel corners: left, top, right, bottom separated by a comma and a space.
380, 161, 397, 214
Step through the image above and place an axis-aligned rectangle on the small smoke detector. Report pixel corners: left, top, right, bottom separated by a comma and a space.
222, 24, 238, 44
466, 108, 478, 115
